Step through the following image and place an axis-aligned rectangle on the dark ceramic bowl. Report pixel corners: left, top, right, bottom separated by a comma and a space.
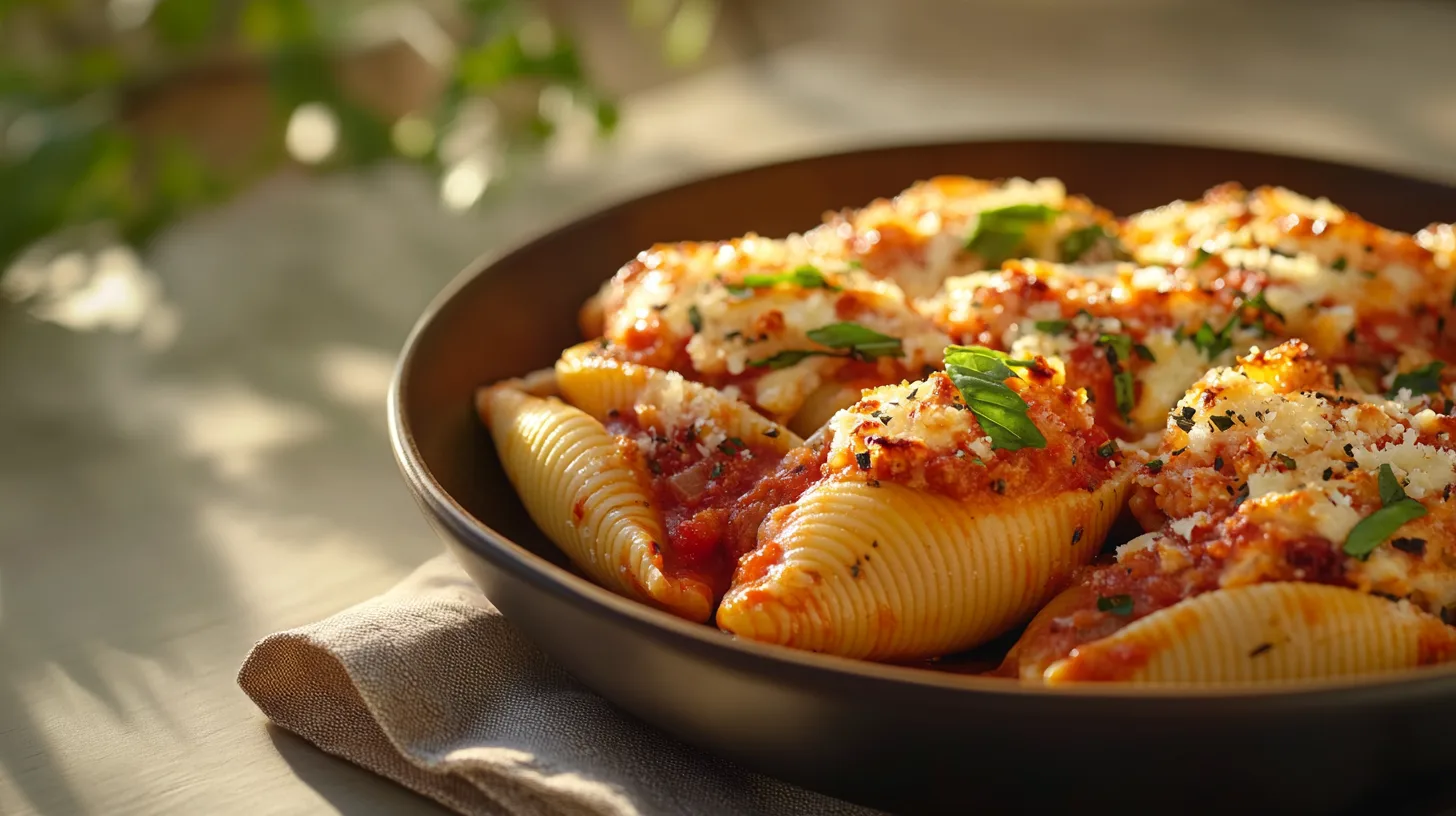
388, 139, 1456, 815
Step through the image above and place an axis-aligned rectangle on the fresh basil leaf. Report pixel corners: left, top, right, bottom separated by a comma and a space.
1034, 319, 1070, 334
1344, 463, 1428, 559
944, 345, 1036, 380
964, 204, 1059, 265
807, 321, 904, 360
1378, 462, 1407, 505
1387, 361, 1446, 398
1345, 500, 1427, 559
730, 264, 838, 293
1058, 225, 1106, 263
748, 349, 828, 369
943, 345, 1047, 451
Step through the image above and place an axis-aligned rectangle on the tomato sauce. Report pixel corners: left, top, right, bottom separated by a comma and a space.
606, 413, 789, 596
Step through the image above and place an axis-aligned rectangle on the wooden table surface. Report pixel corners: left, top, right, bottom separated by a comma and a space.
3, 1, 1456, 813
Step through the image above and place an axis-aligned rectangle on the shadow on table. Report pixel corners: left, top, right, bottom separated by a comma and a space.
267, 724, 456, 815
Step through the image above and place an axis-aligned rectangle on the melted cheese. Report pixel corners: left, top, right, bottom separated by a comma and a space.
826, 375, 995, 468
1140, 341, 1456, 611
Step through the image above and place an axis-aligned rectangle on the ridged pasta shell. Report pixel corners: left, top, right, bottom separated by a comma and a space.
716, 470, 1133, 662
1039, 583, 1456, 685
476, 384, 715, 622
555, 342, 804, 450
786, 381, 864, 439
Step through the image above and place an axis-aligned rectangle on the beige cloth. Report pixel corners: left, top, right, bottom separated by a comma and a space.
238, 554, 883, 816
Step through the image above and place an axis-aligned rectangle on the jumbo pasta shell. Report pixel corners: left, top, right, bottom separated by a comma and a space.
716, 471, 1132, 662
787, 380, 865, 439
476, 384, 715, 622
1039, 583, 1456, 685
556, 342, 803, 450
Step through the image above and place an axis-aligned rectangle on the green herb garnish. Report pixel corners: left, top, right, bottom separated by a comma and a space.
1058, 225, 1106, 263
1210, 415, 1235, 431
942, 345, 1048, 451
1097, 594, 1134, 615
1387, 361, 1446, 398
726, 264, 837, 294
1188, 247, 1213, 268
1034, 319, 1071, 334
1097, 333, 1137, 421
1242, 290, 1286, 324
964, 204, 1059, 265
748, 322, 904, 369
1274, 452, 1297, 469
1331, 256, 1348, 272
687, 304, 702, 333
1344, 464, 1428, 560
1188, 314, 1240, 360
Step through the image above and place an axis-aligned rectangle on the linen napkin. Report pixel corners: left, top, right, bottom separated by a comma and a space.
238, 553, 883, 816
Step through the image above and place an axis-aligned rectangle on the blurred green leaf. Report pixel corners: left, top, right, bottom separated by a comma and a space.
594, 98, 619, 134
0, 0, 659, 272
457, 34, 523, 90
150, 0, 219, 48
241, 0, 317, 48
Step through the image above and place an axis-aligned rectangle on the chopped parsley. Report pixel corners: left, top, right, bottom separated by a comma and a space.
1133, 343, 1156, 362
1187, 314, 1240, 360
1331, 256, 1348, 272
942, 345, 1048, 451
1274, 451, 1297, 470
687, 304, 703, 333
1096, 333, 1137, 421
1058, 225, 1107, 263
1386, 361, 1446, 398
1145, 458, 1163, 473
855, 451, 872, 470
1210, 415, 1235, 431
1097, 594, 1134, 616
1034, 319, 1071, 334
1343, 463, 1429, 560
1241, 290, 1286, 325
1097, 440, 1117, 458
709, 462, 725, 479
964, 203, 1059, 265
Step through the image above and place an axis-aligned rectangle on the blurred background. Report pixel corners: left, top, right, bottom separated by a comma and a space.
3, 1, 1456, 814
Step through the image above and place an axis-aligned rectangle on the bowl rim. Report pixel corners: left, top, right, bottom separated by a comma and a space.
387, 134, 1456, 706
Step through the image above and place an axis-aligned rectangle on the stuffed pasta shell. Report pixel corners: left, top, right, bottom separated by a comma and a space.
1003, 340, 1456, 684
477, 350, 802, 621
583, 236, 951, 429
1121, 183, 1456, 375
717, 347, 1136, 662
920, 259, 1271, 441
800, 175, 1123, 298
580, 175, 1123, 431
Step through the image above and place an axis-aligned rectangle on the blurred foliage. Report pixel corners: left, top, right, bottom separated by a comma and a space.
0, 0, 718, 270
